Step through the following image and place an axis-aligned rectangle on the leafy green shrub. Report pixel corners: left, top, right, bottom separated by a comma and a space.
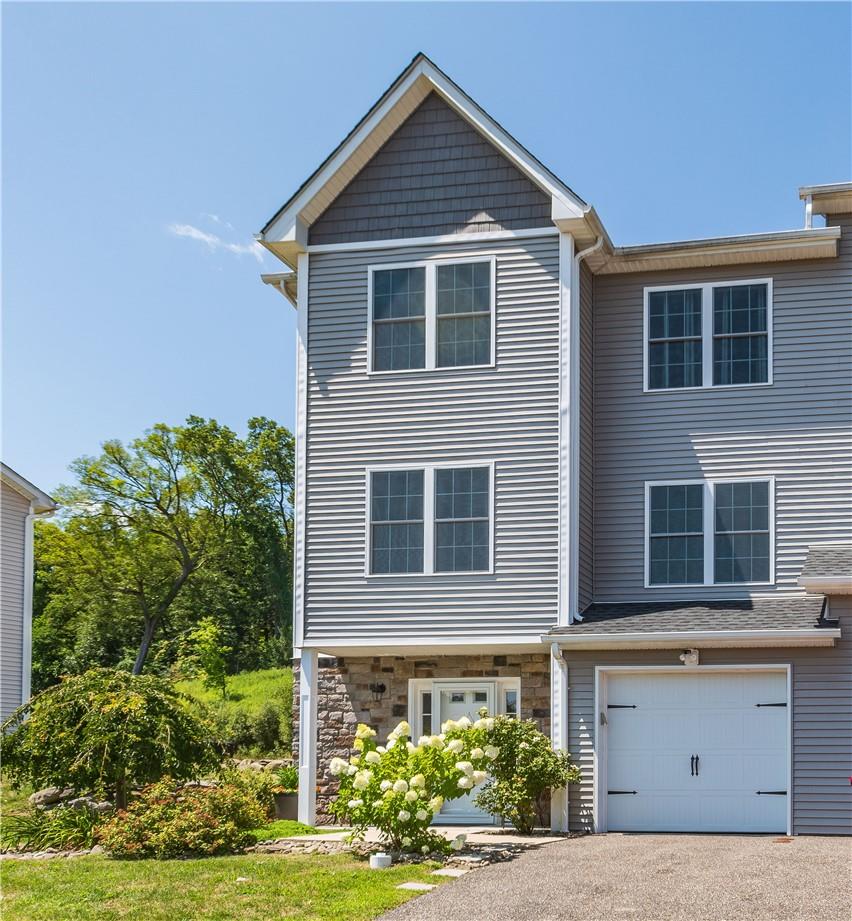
218, 766, 277, 818
1, 806, 104, 851
98, 779, 266, 859
252, 703, 283, 753
329, 718, 498, 854
1, 669, 218, 809
474, 716, 581, 834
275, 764, 298, 792
225, 708, 254, 752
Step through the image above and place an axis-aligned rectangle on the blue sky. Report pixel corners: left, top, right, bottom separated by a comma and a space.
3, 2, 849, 492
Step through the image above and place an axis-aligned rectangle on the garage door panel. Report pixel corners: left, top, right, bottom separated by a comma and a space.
604, 671, 788, 833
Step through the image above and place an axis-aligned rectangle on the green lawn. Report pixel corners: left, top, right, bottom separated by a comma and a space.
2, 853, 448, 921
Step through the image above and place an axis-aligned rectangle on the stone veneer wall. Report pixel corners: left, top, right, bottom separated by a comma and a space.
292, 653, 550, 823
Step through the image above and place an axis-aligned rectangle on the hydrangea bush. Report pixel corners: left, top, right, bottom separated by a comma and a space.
328, 715, 499, 854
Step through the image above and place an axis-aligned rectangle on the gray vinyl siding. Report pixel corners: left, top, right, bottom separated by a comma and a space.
1, 482, 28, 720
304, 236, 560, 643
578, 260, 595, 610
565, 605, 852, 834
308, 93, 552, 245
592, 217, 852, 601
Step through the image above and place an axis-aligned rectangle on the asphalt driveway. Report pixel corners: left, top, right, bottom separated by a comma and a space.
381, 834, 852, 921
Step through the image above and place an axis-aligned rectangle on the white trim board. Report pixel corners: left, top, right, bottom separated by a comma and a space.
547, 628, 839, 650
308, 227, 558, 254
592, 664, 793, 836
293, 253, 309, 650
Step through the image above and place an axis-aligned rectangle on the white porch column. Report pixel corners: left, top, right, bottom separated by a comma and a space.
297, 648, 318, 825
550, 643, 570, 832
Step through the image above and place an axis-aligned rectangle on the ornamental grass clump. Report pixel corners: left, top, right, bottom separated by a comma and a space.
329, 716, 499, 854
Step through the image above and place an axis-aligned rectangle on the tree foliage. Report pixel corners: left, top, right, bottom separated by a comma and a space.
31, 416, 293, 687
1, 669, 218, 809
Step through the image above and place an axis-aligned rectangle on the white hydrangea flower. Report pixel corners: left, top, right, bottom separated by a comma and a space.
350, 755, 361, 766
484, 718, 495, 731
447, 739, 464, 754
471, 747, 484, 760
441, 719, 457, 733
429, 735, 444, 749
365, 750, 381, 765
380, 779, 392, 792
398, 810, 411, 822
347, 764, 358, 775
392, 779, 409, 794
455, 761, 474, 775
406, 741, 416, 754
393, 720, 411, 738
519, 741, 529, 749
355, 724, 377, 740
404, 790, 418, 803
472, 770, 488, 785
484, 745, 499, 760
473, 718, 487, 730
415, 809, 429, 822
401, 836, 412, 848
457, 776, 473, 790
352, 770, 372, 790
428, 796, 444, 812
348, 799, 363, 809
386, 739, 397, 750
456, 715, 472, 730
410, 774, 426, 789
417, 735, 431, 747
329, 757, 348, 776
421, 844, 430, 854
383, 789, 394, 799
450, 834, 466, 851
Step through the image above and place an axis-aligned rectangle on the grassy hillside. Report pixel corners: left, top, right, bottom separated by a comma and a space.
177, 667, 293, 758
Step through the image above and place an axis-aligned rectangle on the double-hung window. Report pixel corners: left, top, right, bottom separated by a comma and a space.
645, 478, 774, 586
644, 279, 772, 391
367, 463, 493, 575
369, 257, 495, 373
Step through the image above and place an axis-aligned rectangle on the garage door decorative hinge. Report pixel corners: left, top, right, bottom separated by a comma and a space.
608, 790, 638, 795
755, 702, 787, 707
755, 790, 787, 795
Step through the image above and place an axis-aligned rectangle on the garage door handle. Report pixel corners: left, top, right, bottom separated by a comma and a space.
608, 790, 637, 795
695, 754, 699, 776
690, 755, 696, 776
756, 790, 787, 795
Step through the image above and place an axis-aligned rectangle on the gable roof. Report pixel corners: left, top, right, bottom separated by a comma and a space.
258, 53, 595, 268
799, 541, 852, 595
1, 463, 58, 513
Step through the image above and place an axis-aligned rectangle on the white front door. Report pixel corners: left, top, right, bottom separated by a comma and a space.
603, 670, 788, 833
417, 682, 495, 823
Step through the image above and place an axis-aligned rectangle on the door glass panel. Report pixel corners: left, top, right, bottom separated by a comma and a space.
505, 688, 518, 717
421, 691, 432, 735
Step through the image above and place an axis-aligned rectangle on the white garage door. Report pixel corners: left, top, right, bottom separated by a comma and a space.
604, 671, 788, 833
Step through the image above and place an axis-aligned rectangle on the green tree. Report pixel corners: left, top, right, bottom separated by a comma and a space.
31, 416, 294, 686
183, 617, 231, 698
1, 669, 218, 809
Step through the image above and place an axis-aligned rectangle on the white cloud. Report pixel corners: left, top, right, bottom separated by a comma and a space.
168, 223, 264, 263
202, 213, 234, 230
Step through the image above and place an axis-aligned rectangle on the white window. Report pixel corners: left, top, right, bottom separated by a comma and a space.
645, 478, 774, 587
368, 257, 496, 374
644, 279, 772, 391
366, 463, 494, 576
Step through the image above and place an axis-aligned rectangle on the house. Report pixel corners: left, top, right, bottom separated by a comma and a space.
1, 464, 58, 721
259, 54, 852, 836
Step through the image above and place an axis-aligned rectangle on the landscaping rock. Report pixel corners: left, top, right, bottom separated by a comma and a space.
29, 787, 75, 807
66, 796, 114, 814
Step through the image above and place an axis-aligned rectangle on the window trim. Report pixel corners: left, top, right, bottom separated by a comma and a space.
364, 461, 496, 578
642, 277, 773, 392
644, 477, 775, 588
367, 255, 497, 376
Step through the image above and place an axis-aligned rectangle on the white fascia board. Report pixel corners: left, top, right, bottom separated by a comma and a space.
545, 628, 841, 650
799, 576, 852, 595
1, 464, 57, 513
260, 58, 586, 251
261, 272, 298, 307
303, 637, 546, 658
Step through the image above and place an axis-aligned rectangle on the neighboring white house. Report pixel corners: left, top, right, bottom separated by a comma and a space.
1, 464, 57, 721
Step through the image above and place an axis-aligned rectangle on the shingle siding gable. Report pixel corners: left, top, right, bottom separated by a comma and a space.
308, 92, 553, 245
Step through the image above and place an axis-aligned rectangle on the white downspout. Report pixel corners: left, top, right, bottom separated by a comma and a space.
569, 236, 604, 623
804, 194, 813, 229
21, 505, 55, 705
